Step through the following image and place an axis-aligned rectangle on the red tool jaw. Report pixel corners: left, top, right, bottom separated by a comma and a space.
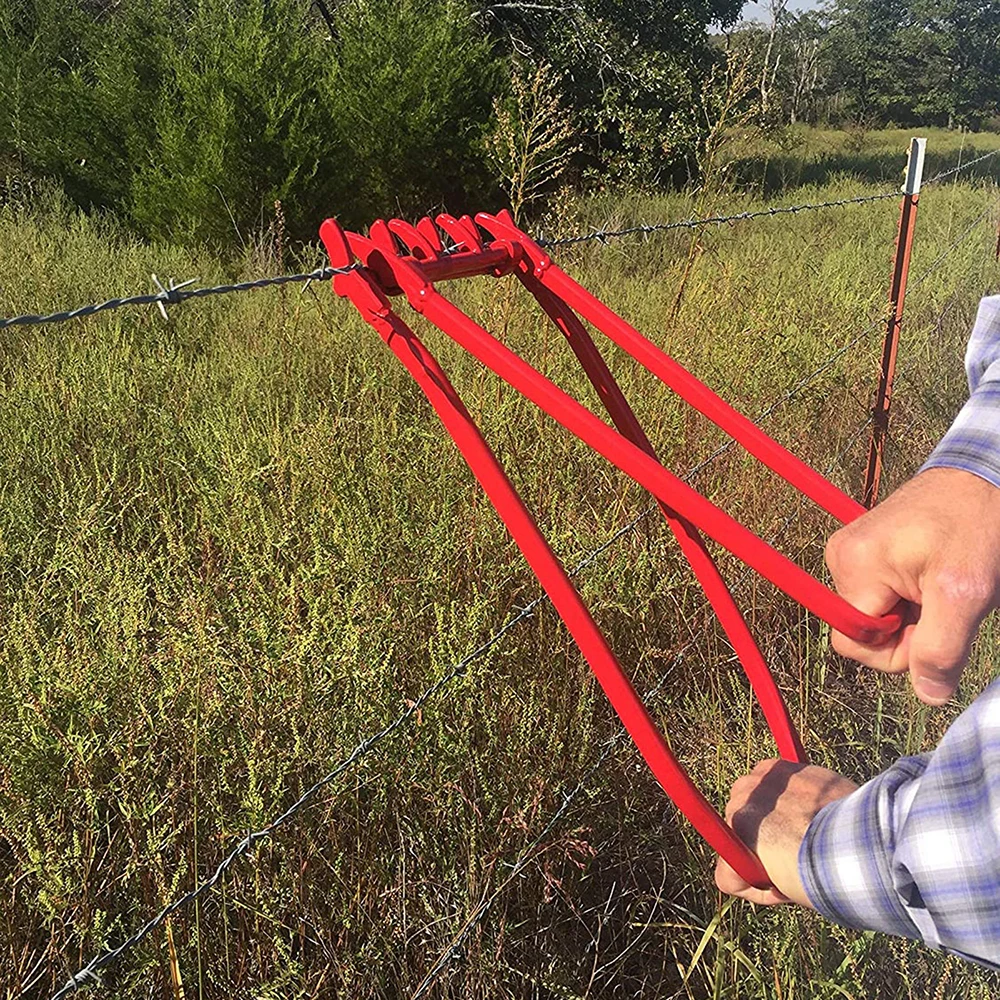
476, 210, 552, 277
318, 218, 394, 321
322, 213, 527, 306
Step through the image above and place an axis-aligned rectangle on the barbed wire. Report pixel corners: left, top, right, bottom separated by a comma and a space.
911, 202, 995, 289
28, 148, 998, 996
0, 266, 352, 330
924, 146, 1000, 187
409, 651, 688, 1000
5, 145, 997, 333
537, 189, 901, 249
2, 192, 899, 330
539, 146, 1000, 251
887, 202, 995, 409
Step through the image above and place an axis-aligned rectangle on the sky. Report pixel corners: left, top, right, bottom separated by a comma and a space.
740, 0, 822, 22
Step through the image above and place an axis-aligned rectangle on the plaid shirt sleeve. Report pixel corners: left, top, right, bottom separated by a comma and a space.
921, 293, 1000, 486
799, 678, 1000, 968
798, 297, 1000, 965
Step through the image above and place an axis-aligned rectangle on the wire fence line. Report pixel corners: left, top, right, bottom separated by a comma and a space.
911, 201, 996, 289
6, 143, 998, 333
538, 189, 901, 249
20, 147, 999, 997
36, 436, 734, 998
0, 266, 354, 331
409, 652, 689, 1000
880, 202, 995, 407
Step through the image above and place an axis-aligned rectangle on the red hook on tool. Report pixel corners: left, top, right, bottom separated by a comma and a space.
321, 211, 900, 889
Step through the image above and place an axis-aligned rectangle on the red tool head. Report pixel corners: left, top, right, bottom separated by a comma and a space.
389, 218, 440, 261
436, 213, 483, 253
319, 218, 353, 270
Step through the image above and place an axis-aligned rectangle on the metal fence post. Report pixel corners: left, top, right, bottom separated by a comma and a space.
862, 136, 927, 508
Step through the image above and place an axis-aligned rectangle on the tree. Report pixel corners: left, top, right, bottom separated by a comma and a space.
471, 0, 745, 182
823, 0, 1000, 128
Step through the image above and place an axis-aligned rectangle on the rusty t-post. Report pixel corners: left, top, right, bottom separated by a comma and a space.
862, 137, 927, 509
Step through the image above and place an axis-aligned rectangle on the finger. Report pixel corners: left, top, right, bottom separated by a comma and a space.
830, 621, 914, 674
715, 858, 789, 905
714, 855, 750, 896
908, 578, 990, 704
825, 531, 902, 618
826, 532, 915, 668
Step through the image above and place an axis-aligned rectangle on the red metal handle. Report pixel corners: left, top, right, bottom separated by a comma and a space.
521, 268, 805, 764
320, 212, 904, 893
393, 259, 900, 645
322, 237, 774, 887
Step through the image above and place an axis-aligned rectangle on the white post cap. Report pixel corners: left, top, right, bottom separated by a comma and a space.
904, 137, 928, 195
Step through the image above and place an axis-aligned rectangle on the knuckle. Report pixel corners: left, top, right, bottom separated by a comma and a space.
826, 528, 881, 580
932, 566, 996, 610
845, 533, 881, 568
824, 529, 848, 574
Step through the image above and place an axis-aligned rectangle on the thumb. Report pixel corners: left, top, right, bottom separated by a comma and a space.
908, 579, 989, 705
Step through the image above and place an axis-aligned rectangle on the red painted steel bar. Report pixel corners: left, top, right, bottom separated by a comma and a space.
520, 268, 806, 762
320, 208, 907, 893
863, 137, 926, 508
320, 220, 773, 887
475, 212, 866, 526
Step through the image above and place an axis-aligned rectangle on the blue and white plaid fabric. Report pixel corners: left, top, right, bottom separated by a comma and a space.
800, 679, 1000, 968
922, 294, 1000, 486
797, 295, 1000, 966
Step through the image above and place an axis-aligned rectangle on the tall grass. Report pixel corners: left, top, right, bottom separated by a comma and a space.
1, 141, 1000, 998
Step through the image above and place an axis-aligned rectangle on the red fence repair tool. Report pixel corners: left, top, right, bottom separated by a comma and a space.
321, 210, 902, 889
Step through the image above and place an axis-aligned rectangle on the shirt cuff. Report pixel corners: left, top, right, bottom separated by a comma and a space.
798, 757, 928, 941
920, 376, 1000, 489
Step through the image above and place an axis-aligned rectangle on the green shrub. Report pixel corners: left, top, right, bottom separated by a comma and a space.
0, 0, 502, 248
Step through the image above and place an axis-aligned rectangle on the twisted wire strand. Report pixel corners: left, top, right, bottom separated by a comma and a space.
924, 146, 1000, 187
0, 193, 905, 332
537, 190, 901, 249
0, 266, 352, 330
910, 202, 995, 289
4, 146, 997, 333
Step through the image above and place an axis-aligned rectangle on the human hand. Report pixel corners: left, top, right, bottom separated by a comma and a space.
825, 467, 1000, 705
714, 760, 858, 906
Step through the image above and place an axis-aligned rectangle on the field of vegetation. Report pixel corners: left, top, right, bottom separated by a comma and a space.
3, 126, 1000, 999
